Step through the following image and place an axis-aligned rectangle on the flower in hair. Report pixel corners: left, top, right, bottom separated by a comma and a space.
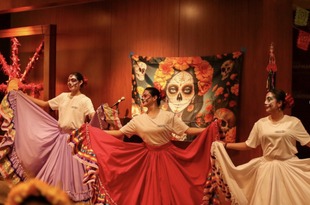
83, 76, 88, 86
285, 93, 294, 108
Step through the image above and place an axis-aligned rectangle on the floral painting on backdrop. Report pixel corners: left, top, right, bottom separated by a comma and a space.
131, 51, 244, 142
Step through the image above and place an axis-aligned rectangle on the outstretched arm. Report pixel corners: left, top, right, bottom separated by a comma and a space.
27, 95, 50, 108
225, 142, 253, 151
185, 127, 205, 136
104, 130, 124, 140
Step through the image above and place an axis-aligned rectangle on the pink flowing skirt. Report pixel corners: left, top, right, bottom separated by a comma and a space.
0, 90, 92, 202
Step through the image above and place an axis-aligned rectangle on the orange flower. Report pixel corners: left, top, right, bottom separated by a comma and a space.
212, 84, 218, 92
229, 100, 237, 108
232, 51, 242, 59
5, 179, 72, 205
153, 57, 214, 97
191, 57, 203, 65
198, 81, 211, 96
204, 113, 214, 123
230, 73, 238, 80
205, 103, 213, 112
224, 127, 236, 143
131, 55, 139, 61
171, 57, 191, 70
159, 61, 174, 75
214, 87, 224, 97
195, 117, 203, 126
231, 84, 239, 96
194, 61, 214, 96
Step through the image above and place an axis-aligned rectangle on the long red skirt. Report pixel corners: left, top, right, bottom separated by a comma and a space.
69, 122, 219, 205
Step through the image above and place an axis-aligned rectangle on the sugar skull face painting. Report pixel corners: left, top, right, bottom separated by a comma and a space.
67, 74, 81, 92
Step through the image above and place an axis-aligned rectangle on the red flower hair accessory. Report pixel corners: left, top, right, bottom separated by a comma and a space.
285, 93, 294, 109
83, 76, 88, 86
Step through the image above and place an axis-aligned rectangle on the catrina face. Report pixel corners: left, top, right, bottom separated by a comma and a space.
264, 92, 282, 113
166, 71, 195, 113
67, 74, 82, 91
141, 90, 156, 107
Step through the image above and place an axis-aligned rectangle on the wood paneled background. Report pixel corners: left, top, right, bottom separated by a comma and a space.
0, 0, 297, 166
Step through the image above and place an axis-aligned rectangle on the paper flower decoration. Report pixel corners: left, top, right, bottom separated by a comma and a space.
0, 37, 44, 97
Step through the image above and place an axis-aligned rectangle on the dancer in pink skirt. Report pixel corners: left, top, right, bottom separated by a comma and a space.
0, 72, 95, 203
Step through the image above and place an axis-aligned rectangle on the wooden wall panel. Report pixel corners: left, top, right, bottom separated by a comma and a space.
178, 0, 258, 158
178, 0, 293, 164
108, 0, 180, 116
2, 0, 293, 165
9, 2, 111, 108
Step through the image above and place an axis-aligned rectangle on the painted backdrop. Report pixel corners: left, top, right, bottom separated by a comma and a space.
131, 51, 244, 142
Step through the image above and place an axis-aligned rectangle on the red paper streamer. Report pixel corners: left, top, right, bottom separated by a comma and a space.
297, 30, 310, 51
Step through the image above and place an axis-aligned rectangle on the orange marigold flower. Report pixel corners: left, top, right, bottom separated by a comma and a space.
204, 113, 214, 123
191, 57, 203, 65
195, 117, 203, 126
196, 112, 203, 118
198, 82, 212, 96
195, 61, 214, 95
212, 84, 218, 92
204, 98, 212, 104
5, 178, 72, 205
172, 57, 191, 71
154, 64, 174, 90
195, 62, 213, 81
230, 73, 237, 80
162, 57, 174, 65
225, 127, 236, 143
214, 87, 224, 97
131, 55, 139, 61
159, 62, 174, 75
231, 84, 239, 96
153, 82, 162, 91
229, 100, 237, 107
232, 51, 242, 59
205, 104, 213, 112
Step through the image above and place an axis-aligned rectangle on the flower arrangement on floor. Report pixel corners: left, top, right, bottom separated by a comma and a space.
5, 178, 72, 205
